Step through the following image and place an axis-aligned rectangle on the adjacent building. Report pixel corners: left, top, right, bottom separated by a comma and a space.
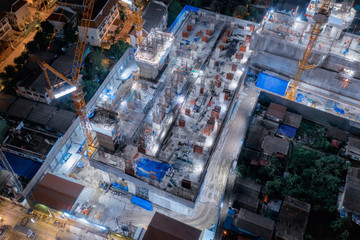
129, 0, 168, 47
0, 12, 13, 41
79, 0, 119, 46
339, 166, 360, 224
47, 6, 76, 34
276, 196, 311, 240
0, 0, 32, 31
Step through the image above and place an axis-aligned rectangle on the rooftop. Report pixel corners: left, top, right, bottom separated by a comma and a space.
0, 0, 26, 13
143, 212, 201, 240
266, 102, 287, 121
234, 208, 275, 240
283, 111, 302, 129
7, 98, 37, 120
262, 135, 289, 155
47, 6, 76, 23
341, 167, 360, 214
276, 195, 311, 240
142, 0, 167, 34
30, 173, 84, 212
245, 124, 268, 151
326, 127, 349, 142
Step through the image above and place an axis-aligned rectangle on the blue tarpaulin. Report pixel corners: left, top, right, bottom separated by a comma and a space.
296, 93, 303, 103
277, 124, 297, 138
111, 182, 128, 192
168, 5, 199, 34
334, 103, 345, 114
136, 158, 170, 182
223, 209, 237, 231
131, 195, 153, 211
0, 152, 42, 179
256, 73, 289, 96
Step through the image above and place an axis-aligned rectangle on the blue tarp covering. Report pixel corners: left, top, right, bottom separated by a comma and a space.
223, 209, 237, 231
256, 73, 289, 96
334, 103, 345, 114
136, 158, 170, 182
111, 182, 128, 192
131, 195, 153, 211
296, 93, 303, 103
277, 124, 297, 138
1, 152, 42, 179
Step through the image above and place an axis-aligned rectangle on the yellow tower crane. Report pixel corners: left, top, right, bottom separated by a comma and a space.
40, 0, 96, 155
120, 0, 144, 47
285, 0, 333, 100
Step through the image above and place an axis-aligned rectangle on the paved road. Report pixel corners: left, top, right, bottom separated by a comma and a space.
0, 5, 55, 73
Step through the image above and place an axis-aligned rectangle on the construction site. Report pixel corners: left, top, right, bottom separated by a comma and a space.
87, 8, 254, 215
0, 0, 359, 238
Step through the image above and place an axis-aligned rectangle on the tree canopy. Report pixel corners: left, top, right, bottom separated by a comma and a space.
63, 22, 78, 43
108, 40, 131, 60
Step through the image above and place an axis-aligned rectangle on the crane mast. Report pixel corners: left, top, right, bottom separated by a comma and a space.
41, 0, 96, 155
285, 0, 332, 101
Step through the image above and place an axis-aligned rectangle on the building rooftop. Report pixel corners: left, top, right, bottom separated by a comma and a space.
245, 124, 267, 151
47, 6, 76, 23
347, 135, 360, 156
46, 109, 77, 134
276, 195, 311, 240
234, 208, 275, 240
89, 0, 117, 29
326, 127, 349, 142
0, 0, 25, 13
27, 103, 56, 126
30, 173, 85, 212
142, 0, 167, 34
7, 98, 37, 120
262, 135, 289, 155
341, 167, 360, 214
143, 212, 201, 240
266, 102, 287, 121
0, 93, 16, 113
283, 111, 302, 129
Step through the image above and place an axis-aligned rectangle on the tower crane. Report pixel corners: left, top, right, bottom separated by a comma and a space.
285, 0, 333, 101
40, 0, 96, 155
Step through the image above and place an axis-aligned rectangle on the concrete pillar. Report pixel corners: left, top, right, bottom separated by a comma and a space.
210, 22, 215, 31
209, 59, 215, 69
214, 48, 220, 58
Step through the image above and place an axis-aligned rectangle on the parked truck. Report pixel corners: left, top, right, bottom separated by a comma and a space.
13, 225, 35, 239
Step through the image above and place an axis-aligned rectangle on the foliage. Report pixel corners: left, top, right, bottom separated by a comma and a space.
40, 21, 54, 34
330, 217, 360, 240
235, 6, 247, 18
26, 41, 38, 53
168, 0, 183, 27
34, 31, 49, 50
4, 65, 17, 81
108, 40, 131, 60
265, 177, 284, 199
82, 80, 100, 102
284, 147, 348, 212
63, 22, 78, 43
14, 55, 27, 67
82, 62, 97, 81
90, 47, 104, 68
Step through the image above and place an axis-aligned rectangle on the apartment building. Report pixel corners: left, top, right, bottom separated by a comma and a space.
47, 6, 76, 34
0, 12, 13, 41
0, 0, 32, 31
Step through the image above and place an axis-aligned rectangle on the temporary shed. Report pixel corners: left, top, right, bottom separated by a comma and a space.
143, 212, 201, 240
30, 173, 84, 212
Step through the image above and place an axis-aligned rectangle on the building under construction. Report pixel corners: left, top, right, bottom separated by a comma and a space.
86, 8, 255, 214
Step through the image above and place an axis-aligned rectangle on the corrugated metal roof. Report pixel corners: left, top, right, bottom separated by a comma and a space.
143, 212, 201, 240
30, 173, 84, 212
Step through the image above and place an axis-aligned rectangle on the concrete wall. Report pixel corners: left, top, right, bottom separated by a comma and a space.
22, 48, 134, 198
89, 158, 195, 215
258, 91, 360, 135
250, 33, 360, 78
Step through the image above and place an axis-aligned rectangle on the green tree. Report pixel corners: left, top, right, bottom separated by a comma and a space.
63, 22, 78, 43
14, 55, 27, 67
4, 65, 17, 81
34, 31, 49, 50
90, 47, 104, 68
26, 41, 38, 53
82, 62, 97, 81
40, 21, 54, 35
265, 177, 284, 199
108, 40, 131, 60
82, 80, 100, 102
168, 0, 183, 27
